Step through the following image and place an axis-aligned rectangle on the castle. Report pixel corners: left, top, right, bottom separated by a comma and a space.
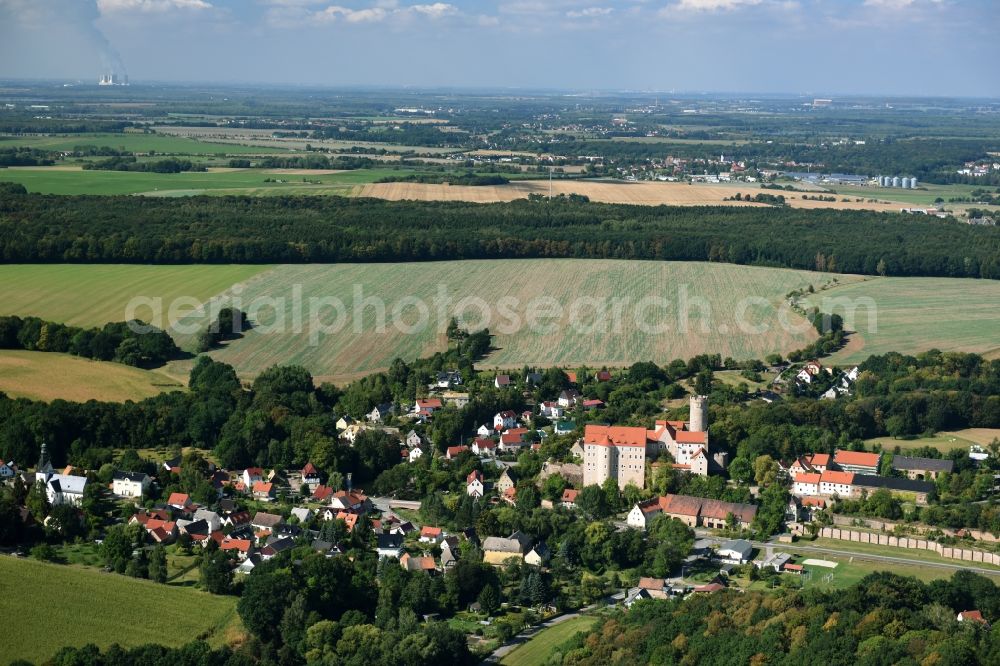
582, 395, 722, 489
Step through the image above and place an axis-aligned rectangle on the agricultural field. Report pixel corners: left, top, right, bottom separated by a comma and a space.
0, 132, 283, 155
0, 556, 241, 664
176, 260, 848, 383
357, 179, 907, 211
0, 350, 182, 402
0, 264, 271, 326
818, 276, 1000, 364
825, 182, 1000, 207
866, 428, 1000, 454
500, 615, 598, 666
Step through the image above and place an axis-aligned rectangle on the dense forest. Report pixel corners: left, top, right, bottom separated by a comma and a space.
557, 571, 1000, 665
1, 188, 998, 278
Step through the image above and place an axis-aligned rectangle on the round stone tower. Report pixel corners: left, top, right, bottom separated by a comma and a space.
689, 395, 708, 432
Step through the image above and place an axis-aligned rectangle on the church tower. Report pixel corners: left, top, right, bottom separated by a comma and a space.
36, 441, 53, 480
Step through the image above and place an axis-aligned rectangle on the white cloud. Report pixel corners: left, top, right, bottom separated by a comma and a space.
567, 7, 614, 18
669, 0, 762, 11
268, 1, 457, 27
98, 0, 212, 12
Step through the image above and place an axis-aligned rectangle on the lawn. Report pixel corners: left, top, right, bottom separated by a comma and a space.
0, 264, 271, 327
500, 615, 598, 666
864, 429, 999, 454
804, 537, 1000, 571
0, 555, 240, 664
183, 260, 844, 383
0, 350, 183, 402
0, 132, 287, 155
818, 276, 1000, 364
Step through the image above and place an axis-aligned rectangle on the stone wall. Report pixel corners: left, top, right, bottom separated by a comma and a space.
818, 527, 1000, 566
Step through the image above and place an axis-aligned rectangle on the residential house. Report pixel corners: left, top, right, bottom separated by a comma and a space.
565, 371, 578, 384
494, 375, 512, 389
793, 473, 821, 496
436, 371, 462, 388
441, 391, 470, 408
193, 508, 223, 533
330, 490, 370, 513
494, 411, 518, 431
833, 450, 880, 475
251, 511, 284, 532
561, 488, 579, 509
414, 398, 443, 415
558, 389, 580, 408
0, 459, 16, 479
524, 372, 543, 385
525, 541, 550, 566
242, 467, 264, 489
717, 539, 753, 564
624, 587, 653, 608
400, 552, 437, 573
419, 526, 443, 543
496, 469, 516, 495
892, 455, 953, 480
252, 481, 275, 502
336, 416, 355, 431
499, 432, 526, 453
376, 532, 405, 558
405, 430, 423, 449
471, 438, 496, 456
500, 487, 517, 506
957, 610, 990, 628
804, 453, 830, 472
367, 403, 395, 423
581, 399, 604, 410
476, 424, 494, 438
167, 492, 192, 510
569, 442, 585, 460
291, 507, 313, 523
595, 370, 612, 382
466, 470, 484, 498
819, 470, 855, 497
555, 420, 576, 435
440, 536, 460, 569
539, 401, 563, 419
301, 462, 321, 489
408, 445, 425, 463
312, 485, 335, 503
796, 360, 825, 384
335, 511, 359, 532
446, 445, 470, 460
111, 471, 150, 498
626, 494, 757, 530
482, 531, 533, 565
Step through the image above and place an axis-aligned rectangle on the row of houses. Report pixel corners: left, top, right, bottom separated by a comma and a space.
626, 493, 758, 530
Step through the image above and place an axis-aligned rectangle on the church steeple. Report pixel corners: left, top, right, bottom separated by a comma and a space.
36, 440, 52, 475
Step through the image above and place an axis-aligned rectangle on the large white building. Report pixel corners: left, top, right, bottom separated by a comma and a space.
582, 395, 715, 489
112, 471, 151, 498
35, 442, 88, 507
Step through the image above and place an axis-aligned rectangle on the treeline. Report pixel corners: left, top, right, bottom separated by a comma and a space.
82, 156, 205, 173
0, 148, 55, 167
1, 190, 999, 278
376, 172, 510, 186
0, 315, 179, 368
559, 571, 1000, 665
228, 155, 379, 170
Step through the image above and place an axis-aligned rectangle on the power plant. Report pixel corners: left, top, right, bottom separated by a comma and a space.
99, 72, 129, 86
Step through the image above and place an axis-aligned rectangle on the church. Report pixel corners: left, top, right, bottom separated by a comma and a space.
34, 442, 88, 507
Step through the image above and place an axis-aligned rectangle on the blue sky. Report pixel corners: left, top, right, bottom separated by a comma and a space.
1, 0, 998, 96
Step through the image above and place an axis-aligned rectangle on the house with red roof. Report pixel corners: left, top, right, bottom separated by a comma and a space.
466, 470, 484, 498
419, 526, 443, 543
242, 467, 264, 489
471, 438, 496, 456
561, 488, 579, 508
252, 481, 275, 501
167, 493, 191, 510
312, 485, 335, 503
446, 445, 470, 460
494, 375, 512, 389
595, 370, 612, 382
414, 398, 443, 414
494, 410, 518, 430
330, 490, 370, 513
833, 449, 881, 475
957, 610, 990, 628
301, 462, 321, 489
400, 552, 438, 573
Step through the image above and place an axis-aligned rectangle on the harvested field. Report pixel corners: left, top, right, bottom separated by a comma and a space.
177, 260, 848, 383
357, 179, 907, 211
0, 350, 182, 402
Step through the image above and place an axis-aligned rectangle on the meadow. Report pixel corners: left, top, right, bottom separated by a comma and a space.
865, 428, 1000, 453
1, 131, 283, 155
500, 615, 598, 666
0, 264, 271, 326
0, 556, 240, 664
818, 276, 1000, 363
182, 260, 844, 383
0, 350, 182, 402
826, 182, 1000, 207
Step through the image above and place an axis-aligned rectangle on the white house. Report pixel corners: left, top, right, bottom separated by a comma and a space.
471, 438, 496, 456
494, 411, 518, 431
717, 539, 753, 564
467, 470, 484, 498
792, 473, 820, 497
557, 389, 580, 408
818, 471, 854, 496
408, 446, 424, 463
367, 403, 395, 422
405, 430, 423, 449
477, 424, 494, 438
0, 459, 16, 479
242, 467, 264, 489
539, 402, 563, 419
111, 471, 150, 498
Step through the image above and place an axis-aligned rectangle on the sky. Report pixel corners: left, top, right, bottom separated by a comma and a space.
0, 0, 998, 97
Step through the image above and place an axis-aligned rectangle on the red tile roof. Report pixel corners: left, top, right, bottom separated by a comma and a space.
584, 424, 648, 448
421, 526, 442, 538
416, 398, 443, 409
805, 453, 830, 467
302, 462, 318, 476
834, 450, 880, 467
821, 470, 855, 485
446, 445, 470, 457
467, 470, 483, 483
167, 492, 190, 506
795, 473, 821, 485
562, 488, 579, 503
675, 430, 708, 444
312, 485, 334, 501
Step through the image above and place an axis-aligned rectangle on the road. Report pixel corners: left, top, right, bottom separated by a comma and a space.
370, 496, 422, 514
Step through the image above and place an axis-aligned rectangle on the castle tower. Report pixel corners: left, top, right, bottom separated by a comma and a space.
689, 395, 708, 433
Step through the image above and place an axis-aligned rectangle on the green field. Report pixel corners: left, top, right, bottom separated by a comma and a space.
0, 264, 271, 327
826, 182, 1000, 207
0, 556, 240, 664
0, 132, 287, 155
175, 260, 843, 383
817, 276, 1000, 363
0, 350, 182, 402
0, 166, 444, 196
500, 615, 598, 666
